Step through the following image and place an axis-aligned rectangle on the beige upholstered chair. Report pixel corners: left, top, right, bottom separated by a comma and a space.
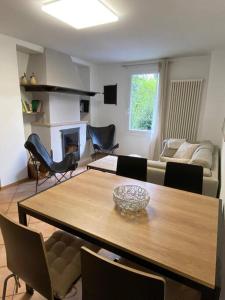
0, 213, 92, 300
81, 246, 165, 300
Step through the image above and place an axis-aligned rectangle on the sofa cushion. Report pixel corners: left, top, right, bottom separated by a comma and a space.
147, 160, 166, 169
190, 142, 214, 169
173, 142, 199, 159
160, 157, 190, 164
167, 138, 186, 149
147, 159, 212, 177
160, 139, 186, 159
45, 230, 98, 299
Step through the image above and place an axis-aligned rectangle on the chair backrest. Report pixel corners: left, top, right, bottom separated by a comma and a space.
0, 213, 53, 300
81, 246, 165, 300
24, 133, 53, 170
87, 124, 115, 150
164, 162, 203, 194
116, 155, 147, 181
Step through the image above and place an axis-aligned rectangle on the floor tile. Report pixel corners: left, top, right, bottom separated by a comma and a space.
0, 202, 10, 213
28, 217, 41, 225
12, 191, 34, 203
7, 203, 19, 214
0, 244, 7, 267
13, 291, 46, 300
0, 193, 14, 204
5, 212, 20, 223
0, 266, 26, 297
29, 222, 56, 238
0, 229, 4, 245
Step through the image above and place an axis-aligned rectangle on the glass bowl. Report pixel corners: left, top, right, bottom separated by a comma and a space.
113, 185, 150, 215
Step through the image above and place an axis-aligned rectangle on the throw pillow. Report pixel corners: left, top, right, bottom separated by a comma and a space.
167, 138, 186, 149
173, 142, 200, 159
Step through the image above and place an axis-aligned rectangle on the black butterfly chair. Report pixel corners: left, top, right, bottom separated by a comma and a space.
116, 155, 147, 182
24, 133, 78, 192
164, 162, 203, 194
87, 124, 119, 159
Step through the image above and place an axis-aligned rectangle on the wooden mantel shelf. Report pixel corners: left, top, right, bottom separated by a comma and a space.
21, 84, 99, 97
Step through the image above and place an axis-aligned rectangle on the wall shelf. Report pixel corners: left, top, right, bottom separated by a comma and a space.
21, 84, 99, 97
23, 112, 44, 115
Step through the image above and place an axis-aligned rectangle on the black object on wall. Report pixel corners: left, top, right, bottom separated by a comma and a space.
104, 84, 117, 105
80, 99, 89, 113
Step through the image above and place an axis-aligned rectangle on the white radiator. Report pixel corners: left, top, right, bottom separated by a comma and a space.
166, 79, 203, 141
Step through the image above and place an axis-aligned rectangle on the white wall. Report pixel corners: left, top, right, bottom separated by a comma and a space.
0, 34, 27, 186
49, 93, 80, 123
90, 56, 211, 157
199, 51, 225, 146
17, 51, 33, 139
17, 51, 29, 78
45, 48, 83, 89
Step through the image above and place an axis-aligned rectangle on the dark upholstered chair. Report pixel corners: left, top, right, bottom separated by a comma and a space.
87, 124, 119, 158
116, 155, 147, 181
25, 133, 78, 192
0, 213, 90, 300
81, 246, 165, 300
164, 162, 203, 194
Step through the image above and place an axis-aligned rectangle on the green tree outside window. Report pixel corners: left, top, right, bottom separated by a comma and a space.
130, 73, 159, 131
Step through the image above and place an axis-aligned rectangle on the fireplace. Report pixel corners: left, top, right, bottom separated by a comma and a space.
60, 128, 80, 161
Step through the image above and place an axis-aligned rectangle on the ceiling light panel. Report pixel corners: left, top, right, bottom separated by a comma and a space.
42, 0, 118, 29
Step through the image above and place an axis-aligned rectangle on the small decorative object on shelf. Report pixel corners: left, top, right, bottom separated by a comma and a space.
20, 72, 28, 85
113, 185, 150, 216
21, 97, 32, 113
30, 72, 38, 85
32, 99, 42, 112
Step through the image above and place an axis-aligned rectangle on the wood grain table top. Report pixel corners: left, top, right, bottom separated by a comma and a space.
19, 169, 219, 289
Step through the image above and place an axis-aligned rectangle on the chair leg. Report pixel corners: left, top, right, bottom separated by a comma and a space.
25, 285, 34, 295
35, 174, 38, 193
2, 274, 16, 300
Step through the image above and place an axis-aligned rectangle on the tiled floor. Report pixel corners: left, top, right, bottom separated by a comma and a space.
0, 167, 87, 300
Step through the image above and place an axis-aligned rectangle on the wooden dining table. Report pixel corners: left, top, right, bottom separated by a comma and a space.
18, 169, 222, 300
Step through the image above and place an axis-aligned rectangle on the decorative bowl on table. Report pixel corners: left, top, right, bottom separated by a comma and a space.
113, 185, 150, 215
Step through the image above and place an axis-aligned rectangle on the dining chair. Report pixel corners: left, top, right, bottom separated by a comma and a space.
25, 133, 78, 192
87, 124, 119, 159
91, 249, 201, 300
164, 162, 203, 194
0, 213, 92, 300
81, 246, 165, 300
116, 155, 147, 181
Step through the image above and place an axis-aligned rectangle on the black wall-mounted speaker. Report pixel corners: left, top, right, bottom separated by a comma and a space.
104, 84, 117, 105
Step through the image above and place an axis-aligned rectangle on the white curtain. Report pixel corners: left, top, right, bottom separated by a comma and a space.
149, 60, 169, 160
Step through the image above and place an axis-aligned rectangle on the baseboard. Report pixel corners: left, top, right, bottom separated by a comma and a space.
0, 177, 29, 190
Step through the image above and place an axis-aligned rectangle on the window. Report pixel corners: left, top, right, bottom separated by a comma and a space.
129, 73, 159, 131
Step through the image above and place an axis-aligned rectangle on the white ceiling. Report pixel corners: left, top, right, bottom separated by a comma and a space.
1, 0, 225, 63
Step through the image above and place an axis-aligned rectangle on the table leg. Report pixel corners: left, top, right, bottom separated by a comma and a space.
18, 206, 27, 226
18, 205, 34, 295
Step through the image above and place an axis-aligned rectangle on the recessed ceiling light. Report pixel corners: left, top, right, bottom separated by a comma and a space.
42, 0, 119, 29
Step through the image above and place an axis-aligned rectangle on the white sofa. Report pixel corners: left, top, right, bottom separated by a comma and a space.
147, 139, 219, 197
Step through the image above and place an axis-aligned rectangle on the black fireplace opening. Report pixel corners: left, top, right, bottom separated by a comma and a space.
60, 128, 80, 161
